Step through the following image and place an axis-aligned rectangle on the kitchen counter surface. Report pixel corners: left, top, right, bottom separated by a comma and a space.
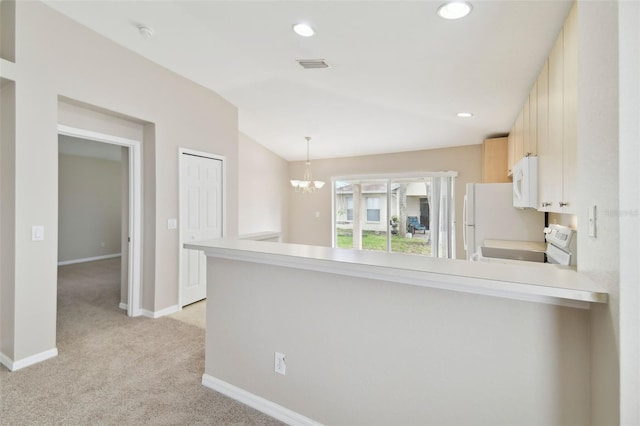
186, 238, 608, 309
483, 239, 548, 252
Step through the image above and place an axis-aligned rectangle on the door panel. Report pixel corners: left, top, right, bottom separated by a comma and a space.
180, 153, 222, 306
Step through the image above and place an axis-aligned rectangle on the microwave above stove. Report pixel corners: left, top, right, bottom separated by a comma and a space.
513, 156, 538, 209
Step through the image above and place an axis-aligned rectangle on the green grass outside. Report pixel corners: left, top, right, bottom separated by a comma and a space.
337, 230, 431, 255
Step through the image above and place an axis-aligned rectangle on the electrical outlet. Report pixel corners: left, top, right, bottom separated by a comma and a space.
274, 352, 286, 375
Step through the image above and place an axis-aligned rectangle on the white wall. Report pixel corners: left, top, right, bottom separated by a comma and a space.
238, 133, 289, 241
576, 2, 620, 423
206, 257, 590, 425
0, 1, 239, 365
58, 153, 122, 263
617, 1, 640, 423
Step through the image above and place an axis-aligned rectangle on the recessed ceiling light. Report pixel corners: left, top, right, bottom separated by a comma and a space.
437, 1, 473, 20
457, 112, 474, 118
293, 23, 315, 37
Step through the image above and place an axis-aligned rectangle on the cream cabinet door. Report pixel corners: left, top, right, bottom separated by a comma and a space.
541, 30, 564, 212
507, 124, 515, 176
562, 3, 578, 214
514, 109, 524, 163
527, 81, 538, 157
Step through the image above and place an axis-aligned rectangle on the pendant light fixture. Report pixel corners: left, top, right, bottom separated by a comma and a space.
290, 136, 325, 193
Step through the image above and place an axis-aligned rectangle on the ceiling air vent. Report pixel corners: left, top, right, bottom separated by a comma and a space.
297, 59, 331, 69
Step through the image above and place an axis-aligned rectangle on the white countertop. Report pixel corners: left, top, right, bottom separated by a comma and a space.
483, 239, 548, 252
186, 239, 608, 309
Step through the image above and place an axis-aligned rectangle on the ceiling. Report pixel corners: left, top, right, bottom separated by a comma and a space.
44, 0, 574, 161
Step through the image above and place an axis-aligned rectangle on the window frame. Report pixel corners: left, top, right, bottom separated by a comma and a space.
331, 172, 458, 255
365, 196, 381, 223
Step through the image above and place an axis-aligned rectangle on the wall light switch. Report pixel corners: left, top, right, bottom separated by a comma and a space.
588, 205, 597, 237
168, 218, 178, 230
32, 225, 45, 241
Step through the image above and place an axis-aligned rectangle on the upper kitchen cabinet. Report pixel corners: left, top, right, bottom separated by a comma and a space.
527, 81, 538, 157
539, 3, 577, 214
539, 28, 564, 212
508, 68, 539, 175
537, 60, 549, 184
507, 110, 525, 176
482, 137, 510, 183
562, 3, 577, 214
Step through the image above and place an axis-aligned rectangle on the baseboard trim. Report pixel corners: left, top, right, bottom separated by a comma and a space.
201, 374, 322, 426
0, 348, 58, 372
119, 303, 128, 310
141, 304, 180, 319
0, 352, 13, 370
58, 253, 121, 266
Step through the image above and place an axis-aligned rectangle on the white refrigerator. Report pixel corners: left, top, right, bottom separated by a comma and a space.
463, 183, 545, 260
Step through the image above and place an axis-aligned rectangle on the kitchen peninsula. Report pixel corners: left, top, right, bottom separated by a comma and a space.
187, 238, 607, 425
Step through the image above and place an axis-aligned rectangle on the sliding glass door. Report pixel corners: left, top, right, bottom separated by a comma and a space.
335, 180, 389, 252
333, 173, 456, 258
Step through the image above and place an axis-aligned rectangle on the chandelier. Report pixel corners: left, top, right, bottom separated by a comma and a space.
290, 136, 325, 193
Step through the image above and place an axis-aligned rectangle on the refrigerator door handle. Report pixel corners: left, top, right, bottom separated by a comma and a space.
463, 195, 468, 251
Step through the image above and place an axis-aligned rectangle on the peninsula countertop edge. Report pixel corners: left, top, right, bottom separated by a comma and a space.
185, 238, 608, 308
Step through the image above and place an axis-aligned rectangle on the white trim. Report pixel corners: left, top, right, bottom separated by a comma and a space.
0, 352, 12, 370
0, 58, 17, 81
0, 348, 58, 372
57, 253, 121, 266
141, 304, 180, 319
178, 148, 227, 308
119, 302, 128, 310
332, 171, 458, 183
201, 374, 322, 426
58, 125, 143, 317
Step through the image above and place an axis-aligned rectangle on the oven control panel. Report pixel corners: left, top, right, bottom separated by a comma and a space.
545, 224, 577, 266
545, 224, 576, 250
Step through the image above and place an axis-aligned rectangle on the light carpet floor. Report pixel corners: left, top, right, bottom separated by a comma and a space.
0, 258, 283, 426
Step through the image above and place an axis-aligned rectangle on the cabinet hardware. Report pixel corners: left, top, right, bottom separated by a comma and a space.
559, 202, 568, 207
542, 202, 552, 207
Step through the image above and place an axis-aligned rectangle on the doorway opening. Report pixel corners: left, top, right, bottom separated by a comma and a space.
58, 125, 142, 317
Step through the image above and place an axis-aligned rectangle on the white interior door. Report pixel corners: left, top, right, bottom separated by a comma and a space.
180, 153, 222, 306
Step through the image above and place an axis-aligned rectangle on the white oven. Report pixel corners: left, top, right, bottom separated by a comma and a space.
470, 224, 577, 267
545, 224, 577, 266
